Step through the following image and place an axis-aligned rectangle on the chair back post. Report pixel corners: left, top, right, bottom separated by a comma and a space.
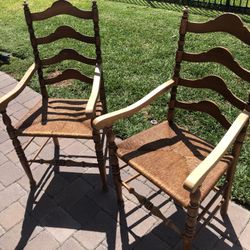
167, 7, 188, 123
23, 1, 48, 100
92, 1, 107, 114
23, 1, 48, 124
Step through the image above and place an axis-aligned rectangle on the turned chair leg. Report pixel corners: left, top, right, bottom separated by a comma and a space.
1, 110, 36, 188
183, 189, 201, 250
107, 127, 123, 205
93, 128, 108, 192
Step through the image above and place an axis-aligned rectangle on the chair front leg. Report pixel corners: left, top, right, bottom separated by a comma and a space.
93, 128, 108, 191
183, 189, 201, 250
107, 127, 123, 205
1, 110, 36, 188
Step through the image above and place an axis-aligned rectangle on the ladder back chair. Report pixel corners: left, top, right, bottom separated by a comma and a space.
93, 9, 250, 249
0, 0, 108, 190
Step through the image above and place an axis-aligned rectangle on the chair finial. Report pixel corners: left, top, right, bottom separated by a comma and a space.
183, 6, 189, 18
92, 1, 98, 14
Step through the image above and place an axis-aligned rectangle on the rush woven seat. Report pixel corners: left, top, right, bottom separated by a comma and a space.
93, 8, 250, 249
116, 121, 233, 207
0, 0, 108, 191
15, 98, 103, 138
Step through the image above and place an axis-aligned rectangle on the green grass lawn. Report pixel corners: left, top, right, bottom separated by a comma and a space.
0, 0, 249, 205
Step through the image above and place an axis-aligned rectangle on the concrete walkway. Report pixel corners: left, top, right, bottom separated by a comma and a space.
0, 71, 249, 250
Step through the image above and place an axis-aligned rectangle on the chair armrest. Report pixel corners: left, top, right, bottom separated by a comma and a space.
93, 79, 175, 129
184, 110, 250, 193
0, 63, 37, 112
85, 65, 101, 118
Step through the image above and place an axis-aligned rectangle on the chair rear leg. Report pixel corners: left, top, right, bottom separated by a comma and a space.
1, 110, 36, 188
107, 127, 124, 205
93, 128, 108, 191
183, 189, 201, 250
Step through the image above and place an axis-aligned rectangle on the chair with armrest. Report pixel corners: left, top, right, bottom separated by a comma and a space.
93, 9, 250, 249
0, 0, 108, 190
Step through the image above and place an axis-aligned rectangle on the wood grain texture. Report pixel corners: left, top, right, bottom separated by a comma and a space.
184, 110, 250, 193
0, 64, 37, 111
187, 14, 250, 45
37, 26, 95, 45
182, 47, 250, 82
93, 79, 175, 129
45, 69, 93, 85
41, 49, 96, 66
175, 100, 231, 129
31, 0, 93, 21
179, 76, 246, 110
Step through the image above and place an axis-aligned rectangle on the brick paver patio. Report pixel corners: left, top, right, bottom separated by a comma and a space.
0, 71, 249, 249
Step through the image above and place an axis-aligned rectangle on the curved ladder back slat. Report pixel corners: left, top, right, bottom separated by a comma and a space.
37, 26, 95, 45
41, 49, 97, 66
187, 14, 250, 45
45, 69, 93, 85
175, 100, 231, 130
182, 47, 250, 82
179, 76, 246, 111
31, 0, 93, 21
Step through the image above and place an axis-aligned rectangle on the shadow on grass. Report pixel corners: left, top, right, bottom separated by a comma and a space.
109, 0, 250, 22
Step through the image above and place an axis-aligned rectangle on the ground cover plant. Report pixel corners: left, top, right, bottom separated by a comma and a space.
0, 0, 249, 205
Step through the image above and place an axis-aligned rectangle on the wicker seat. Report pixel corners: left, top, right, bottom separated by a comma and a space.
15, 98, 103, 138
0, 0, 108, 191
93, 9, 250, 249
117, 121, 233, 207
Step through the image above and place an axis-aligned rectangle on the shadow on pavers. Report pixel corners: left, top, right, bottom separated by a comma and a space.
15, 150, 243, 250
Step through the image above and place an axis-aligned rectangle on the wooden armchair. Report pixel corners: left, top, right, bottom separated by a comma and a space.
0, 0, 107, 190
93, 9, 250, 249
